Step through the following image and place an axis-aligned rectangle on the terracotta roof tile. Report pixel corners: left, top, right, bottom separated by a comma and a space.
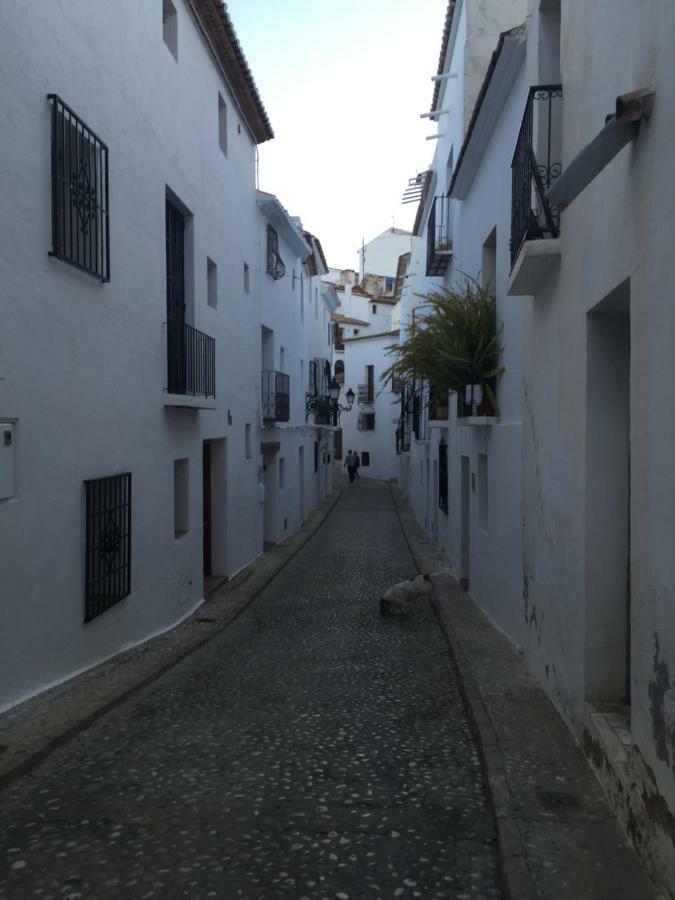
193, 0, 273, 144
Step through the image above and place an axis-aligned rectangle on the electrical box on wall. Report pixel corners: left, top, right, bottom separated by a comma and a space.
0, 423, 15, 499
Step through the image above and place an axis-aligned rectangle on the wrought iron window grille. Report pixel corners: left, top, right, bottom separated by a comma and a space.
357, 412, 375, 431
510, 85, 563, 268
48, 95, 110, 281
84, 473, 131, 622
266, 224, 286, 280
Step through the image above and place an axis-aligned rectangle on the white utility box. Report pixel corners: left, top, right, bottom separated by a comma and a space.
0, 423, 15, 499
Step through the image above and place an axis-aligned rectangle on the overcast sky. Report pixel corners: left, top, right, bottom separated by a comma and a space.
226, 0, 447, 270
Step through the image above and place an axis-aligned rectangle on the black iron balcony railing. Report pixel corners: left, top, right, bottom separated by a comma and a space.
426, 195, 452, 277
167, 319, 215, 397
510, 85, 563, 268
262, 370, 290, 422
307, 358, 331, 423
429, 386, 449, 421
357, 383, 374, 404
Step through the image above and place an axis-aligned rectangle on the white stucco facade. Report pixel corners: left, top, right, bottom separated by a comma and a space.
398, 0, 675, 887
0, 1, 334, 713
358, 228, 412, 281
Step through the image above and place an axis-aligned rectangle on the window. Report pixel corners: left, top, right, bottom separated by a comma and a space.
315, 287, 318, 317
372, 304, 377, 314
446, 146, 454, 194
300, 274, 304, 321
314, 441, 319, 473
482, 227, 497, 293
174, 458, 189, 537
218, 93, 228, 156
279, 457, 285, 491
361, 452, 370, 467
48, 95, 110, 281
266, 224, 286, 279
353, 329, 360, 337
280, 346, 285, 371
478, 453, 488, 532
84, 473, 131, 622
292, 268, 296, 290
245, 423, 251, 459
358, 413, 375, 431
163, 0, 178, 60
244, 262, 250, 292
366, 365, 375, 401
334, 360, 345, 385
207, 257, 217, 308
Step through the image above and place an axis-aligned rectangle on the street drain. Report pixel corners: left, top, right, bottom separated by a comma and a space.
195, 617, 217, 624
537, 789, 581, 811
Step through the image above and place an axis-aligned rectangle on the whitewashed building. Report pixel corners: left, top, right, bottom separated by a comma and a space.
398, 0, 675, 887
0, 1, 331, 713
257, 192, 338, 544
358, 227, 412, 283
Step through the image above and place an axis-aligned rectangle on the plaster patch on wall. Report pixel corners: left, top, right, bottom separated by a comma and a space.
648, 634, 675, 772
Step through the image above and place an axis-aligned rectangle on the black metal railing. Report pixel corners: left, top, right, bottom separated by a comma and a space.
48, 94, 110, 281
412, 391, 420, 440
307, 358, 331, 423
84, 473, 131, 622
167, 320, 215, 397
510, 85, 563, 268
357, 412, 375, 431
426, 195, 452, 277
266, 224, 286, 280
457, 382, 496, 418
262, 370, 290, 422
429, 385, 449, 421
333, 322, 345, 351
357, 383, 374, 404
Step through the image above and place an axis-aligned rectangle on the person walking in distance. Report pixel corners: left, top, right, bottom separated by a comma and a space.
344, 449, 356, 483
354, 452, 361, 480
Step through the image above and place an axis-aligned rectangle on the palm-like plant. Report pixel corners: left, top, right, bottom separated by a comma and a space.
381, 278, 504, 414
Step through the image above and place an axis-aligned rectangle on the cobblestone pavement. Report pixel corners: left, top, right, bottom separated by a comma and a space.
0, 481, 501, 899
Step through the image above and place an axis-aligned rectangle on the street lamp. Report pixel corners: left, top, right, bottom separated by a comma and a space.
329, 379, 355, 426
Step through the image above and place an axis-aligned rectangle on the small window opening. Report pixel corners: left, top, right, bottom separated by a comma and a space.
163, 0, 178, 60
218, 93, 228, 156
207, 257, 217, 308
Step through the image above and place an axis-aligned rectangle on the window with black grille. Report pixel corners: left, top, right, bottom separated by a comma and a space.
48, 95, 110, 281
361, 452, 370, 466
84, 473, 131, 622
266, 224, 286, 280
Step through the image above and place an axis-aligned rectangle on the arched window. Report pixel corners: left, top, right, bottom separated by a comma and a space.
335, 360, 345, 385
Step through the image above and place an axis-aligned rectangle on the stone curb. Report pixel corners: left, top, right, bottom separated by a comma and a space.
389, 484, 539, 900
0, 488, 343, 789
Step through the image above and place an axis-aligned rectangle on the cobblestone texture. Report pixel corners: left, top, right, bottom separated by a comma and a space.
0, 480, 500, 899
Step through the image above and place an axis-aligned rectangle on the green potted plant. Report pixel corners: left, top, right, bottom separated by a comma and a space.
381, 278, 504, 417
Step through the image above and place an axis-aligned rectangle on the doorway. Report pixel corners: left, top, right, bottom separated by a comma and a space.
262, 445, 279, 548
299, 445, 305, 522
460, 456, 471, 589
585, 279, 631, 707
202, 441, 212, 577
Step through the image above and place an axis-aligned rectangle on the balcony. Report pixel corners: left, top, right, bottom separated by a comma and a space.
262, 370, 290, 423
426, 195, 452, 277
165, 320, 215, 408
429, 386, 449, 422
508, 85, 563, 296
307, 358, 331, 424
357, 384, 374, 405
457, 384, 498, 426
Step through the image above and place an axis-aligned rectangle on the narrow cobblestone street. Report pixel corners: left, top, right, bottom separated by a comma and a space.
0, 481, 500, 899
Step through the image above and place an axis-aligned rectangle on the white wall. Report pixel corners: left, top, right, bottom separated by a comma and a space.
0, 0, 258, 710
339, 334, 401, 481
359, 229, 412, 279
